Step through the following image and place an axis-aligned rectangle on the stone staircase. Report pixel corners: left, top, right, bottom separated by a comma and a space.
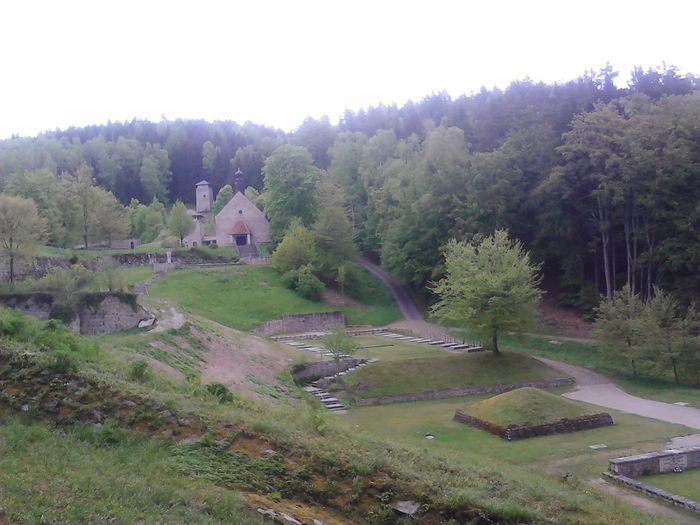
236, 244, 259, 258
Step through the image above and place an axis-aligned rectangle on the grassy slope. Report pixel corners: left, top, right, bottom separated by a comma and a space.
0, 421, 263, 524
463, 387, 596, 426
0, 317, 685, 523
640, 469, 700, 502
453, 329, 700, 409
148, 265, 400, 330
344, 350, 566, 398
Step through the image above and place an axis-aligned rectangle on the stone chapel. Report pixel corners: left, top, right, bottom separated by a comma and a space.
183, 169, 270, 256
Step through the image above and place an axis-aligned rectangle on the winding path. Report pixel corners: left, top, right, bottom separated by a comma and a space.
364, 258, 700, 430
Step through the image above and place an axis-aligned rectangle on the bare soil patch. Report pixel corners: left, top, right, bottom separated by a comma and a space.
321, 288, 362, 307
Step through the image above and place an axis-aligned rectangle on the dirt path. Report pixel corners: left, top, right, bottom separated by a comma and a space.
360, 259, 423, 320
535, 357, 700, 430
150, 306, 185, 333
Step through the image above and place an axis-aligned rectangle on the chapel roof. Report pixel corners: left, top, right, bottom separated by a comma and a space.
230, 221, 251, 235
195, 180, 211, 186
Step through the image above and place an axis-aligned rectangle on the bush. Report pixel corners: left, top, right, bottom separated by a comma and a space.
295, 265, 324, 300
0, 308, 36, 341
160, 236, 180, 249
281, 269, 299, 290
46, 350, 77, 373
205, 382, 235, 403
33, 264, 94, 294
49, 302, 76, 325
128, 360, 152, 382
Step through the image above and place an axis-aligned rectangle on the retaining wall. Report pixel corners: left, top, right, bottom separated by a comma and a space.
352, 377, 575, 406
604, 472, 700, 514
255, 311, 345, 336
454, 411, 613, 440
0, 256, 72, 281
608, 447, 700, 477
292, 358, 366, 384
0, 292, 149, 335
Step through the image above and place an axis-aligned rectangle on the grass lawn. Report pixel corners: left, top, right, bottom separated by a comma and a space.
640, 469, 700, 502
344, 349, 567, 398
463, 387, 597, 426
0, 420, 262, 524
341, 395, 695, 481
148, 265, 400, 330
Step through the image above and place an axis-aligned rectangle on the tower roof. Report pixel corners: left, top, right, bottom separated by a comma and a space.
195, 180, 211, 187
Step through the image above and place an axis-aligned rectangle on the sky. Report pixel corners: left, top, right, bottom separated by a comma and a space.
0, 0, 696, 139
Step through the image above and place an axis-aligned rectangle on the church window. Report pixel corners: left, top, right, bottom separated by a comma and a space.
238, 209, 243, 214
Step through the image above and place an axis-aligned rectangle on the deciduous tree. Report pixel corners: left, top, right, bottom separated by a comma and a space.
0, 194, 47, 285
168, 200, 195, 247
431, 230, 542, 354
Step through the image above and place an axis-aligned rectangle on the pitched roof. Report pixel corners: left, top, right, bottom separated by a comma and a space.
195, 180, 210, 186
230, 221, 251, 235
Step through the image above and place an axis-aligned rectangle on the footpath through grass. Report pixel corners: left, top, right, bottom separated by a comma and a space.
148, 265, 400, 330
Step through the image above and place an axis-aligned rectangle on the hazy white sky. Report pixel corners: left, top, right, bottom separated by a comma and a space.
0, 0, 696, 138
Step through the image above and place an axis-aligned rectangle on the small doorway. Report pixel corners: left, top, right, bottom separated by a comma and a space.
234, 235, 247, 246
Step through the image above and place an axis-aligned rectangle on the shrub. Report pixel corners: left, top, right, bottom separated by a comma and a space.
160, 236, 180, 249
205, 382, 235, 403
295, 265, 324, 300
281, 269, 299, 290
271, 220, 316, 274
128, 360, 152, 382
46, 350, 77, 373
0, 308, 36, 341
49, 302, 76, 325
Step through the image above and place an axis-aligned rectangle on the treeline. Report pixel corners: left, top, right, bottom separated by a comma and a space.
1, 64, 699, 305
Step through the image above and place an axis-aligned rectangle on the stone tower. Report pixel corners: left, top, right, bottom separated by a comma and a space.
195, 180, 213, 213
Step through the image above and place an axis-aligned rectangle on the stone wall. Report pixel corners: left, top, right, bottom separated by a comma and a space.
0, 292, 149, 335
0, 256, 72, 281
0, 293, 55, 319
254, 311, 345, 336
603, 472, 700, 514
352, 377, 575, 406
77, 294, 149, 335
291, 358, 366, 384
453, 411, 614, 440
608, 447, 700, 477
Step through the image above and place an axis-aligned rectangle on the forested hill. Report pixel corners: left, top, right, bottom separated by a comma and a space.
2, 64, 699, 305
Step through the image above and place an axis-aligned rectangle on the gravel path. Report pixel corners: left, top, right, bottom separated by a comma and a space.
360, 259, 422, 320
535, 357, 700, 430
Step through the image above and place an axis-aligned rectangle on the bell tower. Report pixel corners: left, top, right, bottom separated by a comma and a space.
195, 180, 213, 213
233, 168, 245, 194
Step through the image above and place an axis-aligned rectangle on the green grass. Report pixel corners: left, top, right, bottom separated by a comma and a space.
462, 387, 597, 426
0, 420, 262, 524
640, 469, 700, 502
452, 329, 700, 409
344, 350, 567, 398
341, 395, 695, 480
148, 265, 400, 330
38, 244, 239, 261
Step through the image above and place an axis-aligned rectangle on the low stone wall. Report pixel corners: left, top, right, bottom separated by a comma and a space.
0, 292, 149, 335
255, 311, 345, 336
352, 377, 575, 406
77, 293, 149, 335
454, 411, 614, 440
0, 256, 72, 281
608, 447, 700, 477
0, 293, 55, 320
292, 358, 366, 384
604, 472, 700, 514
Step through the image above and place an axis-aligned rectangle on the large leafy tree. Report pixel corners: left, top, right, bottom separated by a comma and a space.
212, 184, 233, 215
431, 230, 542, 354
262, 145, 320, 242
168, 200, 195, 247
0, 194, 47, 284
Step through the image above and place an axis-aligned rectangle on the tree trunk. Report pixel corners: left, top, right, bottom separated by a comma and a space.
491, 329, 500, 355
9, 251, 14, 286
597, 195, 612, 299
671, 356, 679, 384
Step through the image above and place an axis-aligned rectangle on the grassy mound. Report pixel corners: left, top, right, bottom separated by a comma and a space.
463, 387, 595, 427
345, 352, 566, 398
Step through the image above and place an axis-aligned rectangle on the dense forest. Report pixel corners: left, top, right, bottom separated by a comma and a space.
2, 64, 699, 310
